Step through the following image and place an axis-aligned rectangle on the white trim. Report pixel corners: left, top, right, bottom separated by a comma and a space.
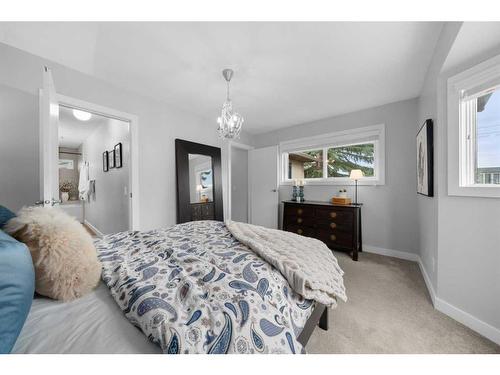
56, 94, 141, 230
434, 297, 500, 345
363, 246, 500, 345
417, 258, 436, 305
84, 219, 104, 239
448, 53, 500, 198
279, 124, 385, 186
363, 245, 419, 262
230, 140, 254, 151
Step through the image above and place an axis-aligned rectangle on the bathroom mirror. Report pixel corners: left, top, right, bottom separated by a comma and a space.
175, 139, 223, 223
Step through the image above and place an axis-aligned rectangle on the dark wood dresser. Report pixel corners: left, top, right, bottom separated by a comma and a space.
282, 200, 362, 261
190, 202, 215, 221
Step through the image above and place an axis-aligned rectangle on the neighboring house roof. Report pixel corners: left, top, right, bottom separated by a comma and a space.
288, 152, 317, 162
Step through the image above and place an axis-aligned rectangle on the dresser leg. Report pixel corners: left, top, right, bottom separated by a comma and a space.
352, 250, 358, 261
319, 307, 328, 331
358, 208, 363, 252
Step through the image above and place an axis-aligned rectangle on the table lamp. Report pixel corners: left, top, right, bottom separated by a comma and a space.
349, 169, 363, 204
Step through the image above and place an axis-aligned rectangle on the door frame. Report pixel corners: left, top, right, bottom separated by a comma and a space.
226, 141, 254, 222
39, 93, 141, 231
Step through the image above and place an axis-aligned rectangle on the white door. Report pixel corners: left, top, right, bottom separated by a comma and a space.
39, 66, 60, 207
249, 145, 279, 228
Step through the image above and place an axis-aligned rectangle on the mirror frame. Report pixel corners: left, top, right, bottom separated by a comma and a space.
175, 139, 223, 223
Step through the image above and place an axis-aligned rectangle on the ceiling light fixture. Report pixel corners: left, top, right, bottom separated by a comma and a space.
72, 109, 92, 121
217, 69, 244, 140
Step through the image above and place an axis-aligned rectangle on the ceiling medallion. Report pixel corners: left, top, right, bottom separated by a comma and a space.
217, 68, 244, 140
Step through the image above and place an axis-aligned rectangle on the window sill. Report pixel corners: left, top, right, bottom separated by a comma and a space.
281, 178, 384, 186
449, 185, 500, 198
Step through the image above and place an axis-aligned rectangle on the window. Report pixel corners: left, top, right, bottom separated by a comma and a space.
327, 143, 374, 178
448, 54, 500, 197
280, 124, 385, 185
287, 149, 323, 180
473, 90, 500, 185
59, 159, 74, 170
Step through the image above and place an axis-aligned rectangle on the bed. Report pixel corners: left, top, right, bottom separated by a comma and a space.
14, 220, 340, 354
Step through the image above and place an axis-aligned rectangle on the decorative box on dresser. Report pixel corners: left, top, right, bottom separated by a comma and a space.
282, 200, 362, 261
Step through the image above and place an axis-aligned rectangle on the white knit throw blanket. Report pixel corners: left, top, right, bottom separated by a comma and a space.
225, 220, 347, 307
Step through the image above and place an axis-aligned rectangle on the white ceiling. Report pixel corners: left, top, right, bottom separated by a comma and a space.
443, 22, 500, 73
0, 22, 444, 134
58, 105, 106, 148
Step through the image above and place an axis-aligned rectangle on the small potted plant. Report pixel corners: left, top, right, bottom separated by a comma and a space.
59, 181, 74, 202
338, 188, 348, 198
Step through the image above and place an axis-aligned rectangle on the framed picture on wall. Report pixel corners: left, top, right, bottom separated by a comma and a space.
108, 149, 115, 169
416, 119, 434, 197
114, 142, 122, 168
103, 151, 109, 172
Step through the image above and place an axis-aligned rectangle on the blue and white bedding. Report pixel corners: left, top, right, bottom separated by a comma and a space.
95, 221, 315, 354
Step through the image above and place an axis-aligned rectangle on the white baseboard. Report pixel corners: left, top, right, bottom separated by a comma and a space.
363, 245, 500, 345
417, 258, 436, 306
435, 297, 500, 345
363, 245, 419, 262
84, 220, 104, 238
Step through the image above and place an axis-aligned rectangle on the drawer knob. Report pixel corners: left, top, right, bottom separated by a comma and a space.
297, 218, 303, 224
330, 234, 336, 241
297, 229, 303, 235
330, 212, 337, 218
330, 222, 337, 229
297, 208, 303, 215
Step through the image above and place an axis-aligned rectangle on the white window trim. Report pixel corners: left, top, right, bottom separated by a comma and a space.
279, 124, 385, 186
448, 53, 500, 198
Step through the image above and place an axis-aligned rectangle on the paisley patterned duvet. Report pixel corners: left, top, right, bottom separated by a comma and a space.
95, 221, 315, 354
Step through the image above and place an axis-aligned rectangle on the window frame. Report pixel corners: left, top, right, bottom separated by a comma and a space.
448, 53, 500, 198
279, 124, 385, 186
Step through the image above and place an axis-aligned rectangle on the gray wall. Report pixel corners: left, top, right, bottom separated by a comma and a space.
231, 147, 249, 222
0, 84, 39, 211
416, 23, 462, 290
0, 42, 254, 230
81, 118, 130, 234
436, 32, 500, 337
254, 98, 419, 254
416, 22, 500, 342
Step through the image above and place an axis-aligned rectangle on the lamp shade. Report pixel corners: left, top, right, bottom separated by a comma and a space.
349, 169, 363, 180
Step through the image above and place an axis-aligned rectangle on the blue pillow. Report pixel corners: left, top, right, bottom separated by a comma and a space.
0, 205, 16, 228
0, 230, 35, 354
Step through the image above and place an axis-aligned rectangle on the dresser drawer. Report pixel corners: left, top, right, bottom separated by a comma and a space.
315, 207, 353, 222
284, 204, 315, 218
317, 228, 353, 248
315, 219, 352, 231
284, 215, 315, 228
284, 224, 314, 237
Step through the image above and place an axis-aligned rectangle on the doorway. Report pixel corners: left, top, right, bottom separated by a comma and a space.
39, 66, 140, 233
231, 145, 249, 222
57, 104, 130, 235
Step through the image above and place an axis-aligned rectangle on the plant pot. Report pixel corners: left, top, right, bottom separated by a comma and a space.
61, 192, 69, 202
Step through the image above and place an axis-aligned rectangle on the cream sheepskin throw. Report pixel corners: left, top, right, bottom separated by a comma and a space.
4, 206, 101, 301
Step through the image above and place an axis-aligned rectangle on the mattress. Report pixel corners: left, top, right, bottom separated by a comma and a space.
12, 282, 161, 354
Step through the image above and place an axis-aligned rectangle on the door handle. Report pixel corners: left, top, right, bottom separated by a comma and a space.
271, 189, 277, 192
51, 198, 62, 206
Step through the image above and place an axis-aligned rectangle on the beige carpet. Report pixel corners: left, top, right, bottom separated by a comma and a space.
306, 252, 500, 354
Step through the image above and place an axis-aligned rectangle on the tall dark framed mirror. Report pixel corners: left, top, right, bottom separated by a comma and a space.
175, 139, 223, 223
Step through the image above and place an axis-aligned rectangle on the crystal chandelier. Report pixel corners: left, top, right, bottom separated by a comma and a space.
217, 68, 244, 139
